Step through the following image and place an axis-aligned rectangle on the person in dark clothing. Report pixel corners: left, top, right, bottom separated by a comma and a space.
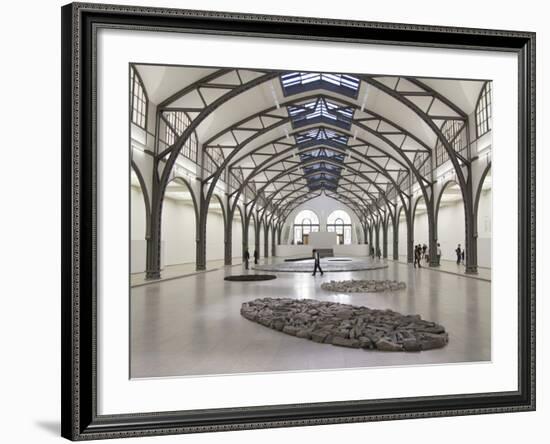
461, 249, 465, 264
253, 249, 259, 265
312, 249, 324, 276
244, 249, 250, 270
414, 244, 422, 268
455, 244, 462, 264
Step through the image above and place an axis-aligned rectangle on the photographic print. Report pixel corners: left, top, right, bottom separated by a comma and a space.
129, 65, 493, 379
62, 3, 534, 439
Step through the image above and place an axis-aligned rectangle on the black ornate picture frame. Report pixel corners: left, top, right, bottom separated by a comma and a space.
61, 2, 535, 440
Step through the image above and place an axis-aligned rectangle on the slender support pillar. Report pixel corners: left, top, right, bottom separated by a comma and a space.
264, 226, 269, 258
271, 226, 277, 257
254, 220, 260, 260
196, 210, 207, 271
393, 223, 399, 260
145, 168, 163, 280
374, 224, 380, 256
382, 222, 388, 259
427, 199, 439, 267
464, 177, 478, 274
368, 226, 373, 248
406, 210, 414, 263
224, 209, 233, 266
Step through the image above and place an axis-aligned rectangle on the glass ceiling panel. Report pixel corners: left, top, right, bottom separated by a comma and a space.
281, 72, 360, 98
287, 97, 354, 130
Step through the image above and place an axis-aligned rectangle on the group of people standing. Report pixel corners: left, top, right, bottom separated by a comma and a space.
243, 249, 260, 270
369, 246, 382, 259
455, 244, 465, 264
413, 243, 443, 268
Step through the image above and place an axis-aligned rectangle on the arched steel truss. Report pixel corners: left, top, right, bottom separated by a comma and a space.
142, 67, 481, 278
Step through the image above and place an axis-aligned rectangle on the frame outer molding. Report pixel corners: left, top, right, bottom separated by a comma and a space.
61, 2, 536, 440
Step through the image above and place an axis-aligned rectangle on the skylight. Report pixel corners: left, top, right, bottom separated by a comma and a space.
287, 97, 354, 130
281, 72, 360, 98
294, 127, 349, 147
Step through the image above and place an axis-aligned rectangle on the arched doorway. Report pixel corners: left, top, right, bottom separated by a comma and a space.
293, 209, 320, 245
397, 206, 407, 258
475, 168, 492, 268
435, 181, 465, 264
327, 210, 352, 245
161, 177, 198, 267
413, 196, 429, 252
130, 166, 150, 273
232, 206, 244, 262
205, 194, 226, 262
248, 214, 256, 257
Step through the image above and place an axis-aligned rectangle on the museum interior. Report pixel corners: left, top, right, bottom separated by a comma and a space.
129, 65, 492, 378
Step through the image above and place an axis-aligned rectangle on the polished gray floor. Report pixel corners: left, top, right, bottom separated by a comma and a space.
130, 258, 491, 379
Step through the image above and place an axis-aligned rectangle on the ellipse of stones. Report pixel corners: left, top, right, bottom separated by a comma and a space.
321, 279, 406, 293
240, 298, 449, 352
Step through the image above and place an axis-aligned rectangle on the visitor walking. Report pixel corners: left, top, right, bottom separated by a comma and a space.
422, 244, 427, 262
455, 244, 462, 264
437, 243, 442, 265
312, 249, 324, 276
244, 249, 250, 270
253, 249, 259, 265
414, 244, 422, 268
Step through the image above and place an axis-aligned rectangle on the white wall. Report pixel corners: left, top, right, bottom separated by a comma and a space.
205, 209, 225, 262
398, 216, 407, 257
477, 188, 492, 268
248, 220, 256, 253
283, 195, 363, 244
436, 200, 466, 262
161, 197, 197, 266
130, 186, 147, 273
259, 224, 264, 257
232, 213, 243, 260
396, 190, 492, 267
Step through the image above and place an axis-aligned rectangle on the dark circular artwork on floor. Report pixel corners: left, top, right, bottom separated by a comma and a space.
225, 274, 277, 282
327, 259, 352, 262
241, 298, 448, 352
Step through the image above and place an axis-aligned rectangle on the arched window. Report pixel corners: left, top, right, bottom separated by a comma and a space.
162, 111, 198, 162
293, 210, 320, 245
327, 210, 352, 245
475, 82, 492, 137
130, 66, 148, 130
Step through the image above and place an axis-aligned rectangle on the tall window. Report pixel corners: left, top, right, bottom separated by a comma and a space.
163, 111, 198, 162
293, 210, 320, 245
475, 82, 492, 137
327, 210, 352, 245
435, 120, 467, 167
130, 66, 147, 129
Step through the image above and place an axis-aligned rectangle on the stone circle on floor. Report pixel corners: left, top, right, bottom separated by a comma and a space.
253, 257, 388, 273
241, 298, 448, 352
225, 274, 277, 282
321, 279, 406, 293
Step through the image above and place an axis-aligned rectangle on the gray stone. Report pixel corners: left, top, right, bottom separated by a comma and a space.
376, 338, 404, 351
282, 325, 299, 336
240, 298, 448, 352
311, 331, 329, 343
321, 279, 407, 293
332, 337, 361, 348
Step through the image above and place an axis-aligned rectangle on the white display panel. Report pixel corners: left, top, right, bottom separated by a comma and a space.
97, 28, 518, 415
